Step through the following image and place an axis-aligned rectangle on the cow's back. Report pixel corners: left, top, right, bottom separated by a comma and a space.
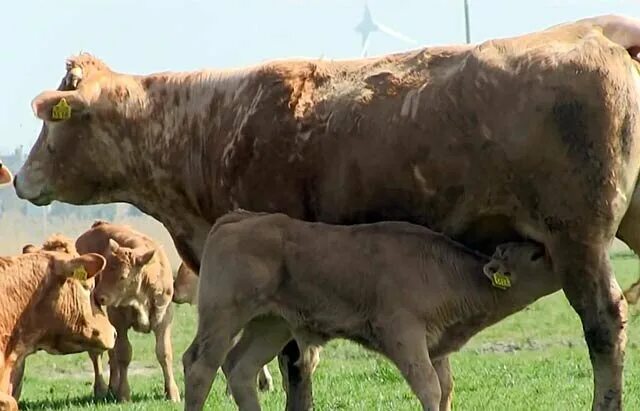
273, 23, 640, 251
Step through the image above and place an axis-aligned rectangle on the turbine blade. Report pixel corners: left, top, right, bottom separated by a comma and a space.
376, 22, 417, 44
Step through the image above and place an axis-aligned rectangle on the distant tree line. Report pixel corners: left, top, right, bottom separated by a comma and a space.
0, 146, 144, 219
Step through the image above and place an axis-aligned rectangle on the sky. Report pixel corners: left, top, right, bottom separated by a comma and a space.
2, 0, 640, 153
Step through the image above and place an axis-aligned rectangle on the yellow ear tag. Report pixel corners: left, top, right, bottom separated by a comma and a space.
51, 98, 72, 120
72, 266, 88, 281
491, 272, 511, 290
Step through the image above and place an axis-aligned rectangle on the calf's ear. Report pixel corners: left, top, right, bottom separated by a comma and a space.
135, 247, 155, 266
57, 253, 107, 281
0, 163, 12, 186
31, 90, 90, 122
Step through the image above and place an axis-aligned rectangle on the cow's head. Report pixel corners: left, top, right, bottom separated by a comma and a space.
93, 239, 155, 306
172, 262, 199, 305
35, 251, 116, 354
0, 162, 12, 186
14, 54, 144, 206
482, 241, 548, 286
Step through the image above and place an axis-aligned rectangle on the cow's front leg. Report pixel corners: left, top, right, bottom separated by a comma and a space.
553, 239, 626, 411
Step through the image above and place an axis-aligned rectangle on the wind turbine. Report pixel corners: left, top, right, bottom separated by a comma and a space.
464, 0, 471, 44
355, 2, 417, 57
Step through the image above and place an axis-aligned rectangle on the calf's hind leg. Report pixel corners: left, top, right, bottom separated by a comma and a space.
183, 307, 251, 411
434, 357, 453, 411
553, 239, 627, 411
380, 320, 441, 411
224, 317, 292, 411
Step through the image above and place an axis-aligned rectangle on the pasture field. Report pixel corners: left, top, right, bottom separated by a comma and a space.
12, 253, 640, 411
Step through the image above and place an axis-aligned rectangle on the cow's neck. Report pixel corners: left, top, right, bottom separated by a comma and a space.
107, 69, 257, 269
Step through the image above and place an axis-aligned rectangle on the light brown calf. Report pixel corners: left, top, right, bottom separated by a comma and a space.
0, 249, 115, 411
76, 220, 179, 402
183, 212, 561, 411
173, 262, 274, 393
20, 235, 110, 400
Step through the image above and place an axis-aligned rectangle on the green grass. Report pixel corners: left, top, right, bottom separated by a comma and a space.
17, 254, 640, 410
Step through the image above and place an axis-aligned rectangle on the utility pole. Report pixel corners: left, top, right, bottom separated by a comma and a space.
464, 0, 471, 44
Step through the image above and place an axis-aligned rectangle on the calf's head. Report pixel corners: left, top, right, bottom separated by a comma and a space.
36, 252, 116, 354
482, 242, 549, 286
172, 262, 199, 305
94, 239, 155, 306
14, 54, 144, 206
22, 234, 77, 255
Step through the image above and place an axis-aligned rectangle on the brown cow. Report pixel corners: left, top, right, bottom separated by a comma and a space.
75, 220, 179, 402
0, 163, 11, 186
19, 235, 110, 400
183, 211, 560, 410
172, 262, 274, 392
14, 14, 640, 410
0, 249, 116, 411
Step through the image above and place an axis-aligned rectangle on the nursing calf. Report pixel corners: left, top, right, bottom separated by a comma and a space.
184, 211, 560, 411
173, 262, 274, 392
0, 249, 115, 411
76, 221, 179, 402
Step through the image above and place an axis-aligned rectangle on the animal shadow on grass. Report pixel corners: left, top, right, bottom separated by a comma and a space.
20, 390, 167, 410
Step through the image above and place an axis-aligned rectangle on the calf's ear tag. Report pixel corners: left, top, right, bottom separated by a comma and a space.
51, 98, 72, 120
491, 272, 511, 290
72, 265, 88, 281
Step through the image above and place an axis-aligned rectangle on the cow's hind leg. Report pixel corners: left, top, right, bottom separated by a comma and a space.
223, 317, 292, 411
554, 239, 627, 411
89, 351, 109, 399
380, 320, 441, 411
153, 305, 180, 402
434, 357, 453, 411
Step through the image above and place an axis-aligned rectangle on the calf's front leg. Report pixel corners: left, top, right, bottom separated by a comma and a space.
153, 308, 180, 402
89, 351, 109, 399
380, 320, 441, 411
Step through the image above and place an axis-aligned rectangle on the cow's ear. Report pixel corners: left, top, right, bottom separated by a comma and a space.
22, 244, 38, 254
58, 253, 106, 281
135, 247, 155, 266
31, 90, 90, 122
